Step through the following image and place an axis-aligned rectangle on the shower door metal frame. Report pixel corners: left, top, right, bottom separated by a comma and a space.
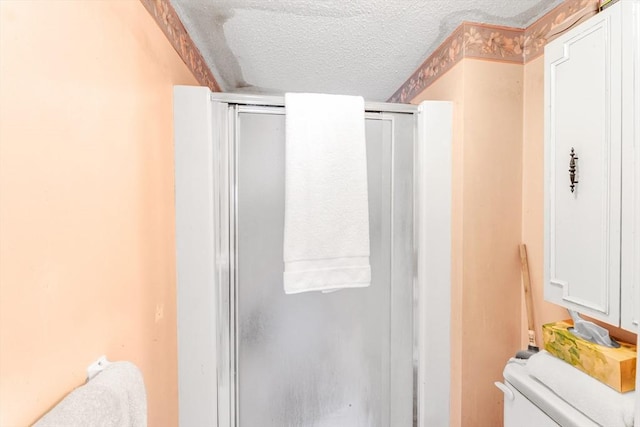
175, 87, 451, 427
210, 94, 419, 427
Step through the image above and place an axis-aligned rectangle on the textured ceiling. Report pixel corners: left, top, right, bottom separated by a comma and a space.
171, 0, 563, 101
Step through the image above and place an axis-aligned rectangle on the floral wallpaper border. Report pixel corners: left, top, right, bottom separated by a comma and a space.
140, 0, 221, 92
524, 0, 600, 62
140, 0, 599, 102
388, 0, 599, 103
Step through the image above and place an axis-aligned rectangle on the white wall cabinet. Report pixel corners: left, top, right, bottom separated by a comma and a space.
544, 0, 640, 332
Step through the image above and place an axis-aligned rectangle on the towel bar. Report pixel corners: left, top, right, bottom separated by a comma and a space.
86, 355, 111, 381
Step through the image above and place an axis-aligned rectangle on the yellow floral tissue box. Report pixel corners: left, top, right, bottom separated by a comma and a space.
542, 320, 637, 392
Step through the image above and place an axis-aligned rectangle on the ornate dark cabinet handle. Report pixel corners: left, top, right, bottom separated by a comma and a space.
569, 147, 578, 193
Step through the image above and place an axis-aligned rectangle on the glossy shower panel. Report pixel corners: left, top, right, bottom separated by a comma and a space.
234, 109, 414, 426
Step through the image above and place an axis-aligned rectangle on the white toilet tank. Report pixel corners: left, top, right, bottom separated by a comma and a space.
496, 380, 558, 426
497, 359, 599, 427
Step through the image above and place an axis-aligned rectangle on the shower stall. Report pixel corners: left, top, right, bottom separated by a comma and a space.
174, 87, 452, 427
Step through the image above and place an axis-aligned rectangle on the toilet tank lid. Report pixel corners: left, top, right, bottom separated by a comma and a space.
503, 358, 599, 427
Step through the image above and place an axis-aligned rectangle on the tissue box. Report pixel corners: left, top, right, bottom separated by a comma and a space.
600, 0, 617, 10
542, 320, 637, 392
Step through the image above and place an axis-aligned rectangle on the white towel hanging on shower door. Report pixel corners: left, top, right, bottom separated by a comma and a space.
283, 92, 371, 294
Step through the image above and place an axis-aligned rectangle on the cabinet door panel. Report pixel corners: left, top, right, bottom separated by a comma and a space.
544, 6, 622, 324
621, 1, 640, 332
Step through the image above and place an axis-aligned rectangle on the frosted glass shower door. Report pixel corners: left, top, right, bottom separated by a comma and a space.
234, 107, 414, 427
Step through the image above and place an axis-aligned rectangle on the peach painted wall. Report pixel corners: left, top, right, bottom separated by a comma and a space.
460, 59, 523, 426
521, 56, 568, 347
0, 2, 197, 426
413, 58, 524, 427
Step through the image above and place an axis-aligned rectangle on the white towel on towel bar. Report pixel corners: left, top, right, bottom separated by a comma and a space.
283, 92, 371, 294
33, 361, 147, 427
